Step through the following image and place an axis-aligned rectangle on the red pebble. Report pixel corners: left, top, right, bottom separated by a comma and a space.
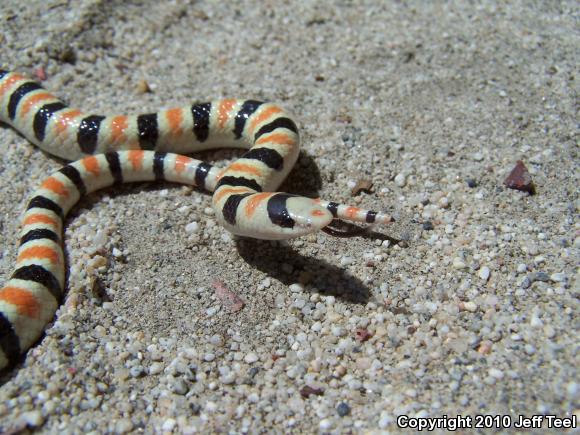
212, 280, 245, 313
300, 385, 324, 398
354, 328, 372, 342
34, 67, 47, 81
504, 160, 535, 194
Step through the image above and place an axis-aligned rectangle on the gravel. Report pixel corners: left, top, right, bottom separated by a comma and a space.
0, 0, 578, 433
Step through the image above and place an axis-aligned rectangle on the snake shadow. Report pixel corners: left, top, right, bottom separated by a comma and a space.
235, 238, 371, 304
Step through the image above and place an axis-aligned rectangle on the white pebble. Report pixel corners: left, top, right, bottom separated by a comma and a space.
210, 334, 224, 346
517, 263, 528, 274
206, 306, 220, 317
319, 419, 333, 430
379, 412, 394, 428
530, 316, 543, 328
550, 272, 566, 282
452, 258, 468, 270
185, 221, 199, 233
340, 256, 354, 266
567, 382, 578, 398
244, 352, 259, 364
394, 173, 406, 187
473, 152, 484, 161
289, 283, 304, 293
149, 362, 164, 375
463, 301, 478, 312
489, 368, 504, 379
20, 411, 44, 427
204, 353, 216, 362
478, 266, 491, 281
162, 419, 176, 431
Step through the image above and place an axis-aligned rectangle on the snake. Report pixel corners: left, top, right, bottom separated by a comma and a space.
0, 70, 392, 370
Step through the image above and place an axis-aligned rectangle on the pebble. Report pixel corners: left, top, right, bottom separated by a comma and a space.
289, 283, 304, 293
462, 302, 478, 312
452, 257, 468, 270
423, 221, 434, 231
394, 173, 406, 187
504, 160, 535, 194
379, 412, 394, 429
115, 418, 134, 434
478, 266, 491, 281
171, 379, 189, 395
162, 418, 176, 431
336, 402, 351, 417
185, 221, 199, 233
319, 419, 333, 430
530, 272, 550, 282
129, 366, 145, 378
550, 272, 566, 282
244, 352, 259, 364
149, 362, 164, 375
466, 178, 478, 188
530, 315, 543, 328
20, 411, 44, 427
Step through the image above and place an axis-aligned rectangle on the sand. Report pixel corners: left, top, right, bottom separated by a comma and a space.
0, 1, 578, 433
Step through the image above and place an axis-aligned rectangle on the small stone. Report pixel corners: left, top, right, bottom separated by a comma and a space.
244, 352, 259, 364
319, 419, 333, 430
566, 382, 578, 398
461, 301, 478, 312
171, 379, 189, 395
351, 179, 373, 196
336, 402, 351, 417
149, 362, 164, 375
354, 328, 372, 342
289, 283, 304, 293
504, 160, 535, 194
453, 258, 468, 270
422, 221, 434, 231
20, 410, 44, 427
466, 178, 478, 188
517, 263, 528, 274
379, 412, 394, 428
550, 272, 566, 282
478, 266, 491, 281
477, 340, 493, 355
489, 368, 504, 379
530, 272, 550, 282
115, 418, 134, 434
129, 366, 145, 378
473, 152, 484, 161
521, 277, 531, 289
162, 418, 176, 431
136, 79, 152, 94
185, 221, 199, 233
530, 316, 543, 328
394, 173, 406, 187
300, 385, 324, 398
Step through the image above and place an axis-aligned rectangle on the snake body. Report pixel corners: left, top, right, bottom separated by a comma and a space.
0, 70, 391, 369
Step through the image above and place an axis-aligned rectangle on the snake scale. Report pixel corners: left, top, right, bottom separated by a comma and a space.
0, 70, 392, 370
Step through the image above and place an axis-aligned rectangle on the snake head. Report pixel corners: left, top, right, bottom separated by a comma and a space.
214, 193, 333, 240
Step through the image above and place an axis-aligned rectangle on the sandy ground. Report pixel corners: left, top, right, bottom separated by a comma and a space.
0, 1, 578, 433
